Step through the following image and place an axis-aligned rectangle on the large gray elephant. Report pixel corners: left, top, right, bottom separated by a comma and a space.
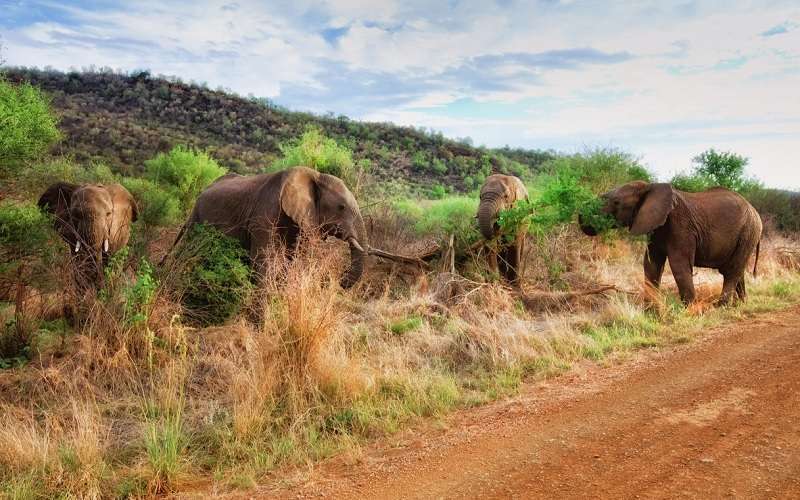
38, 182, 138, 289
167, 166, 368, 288
580, 181, 763, 305
477, 174, 529, 285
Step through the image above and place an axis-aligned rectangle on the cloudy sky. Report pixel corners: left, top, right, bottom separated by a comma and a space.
2, 0, 799, 188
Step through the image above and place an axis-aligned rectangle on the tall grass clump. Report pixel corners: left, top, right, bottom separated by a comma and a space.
0, 77, 61, 170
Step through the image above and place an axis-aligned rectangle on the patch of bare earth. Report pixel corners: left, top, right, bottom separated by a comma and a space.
214, 305, 800, 500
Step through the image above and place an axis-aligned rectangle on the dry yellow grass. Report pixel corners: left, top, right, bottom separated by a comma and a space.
1, 230, 800, 496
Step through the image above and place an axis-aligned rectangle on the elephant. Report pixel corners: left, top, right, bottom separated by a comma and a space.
38, 182, 138, 289
166, 166, 368, 289
477, 174, 529, 285
579, 181, 763, 305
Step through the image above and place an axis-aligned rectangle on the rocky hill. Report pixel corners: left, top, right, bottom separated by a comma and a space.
4, 67, 554, 192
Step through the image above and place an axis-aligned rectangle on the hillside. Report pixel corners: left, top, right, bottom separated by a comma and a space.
4, 67, 554, 193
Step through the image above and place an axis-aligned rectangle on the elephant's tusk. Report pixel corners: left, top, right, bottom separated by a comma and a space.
348, 237, 365, 253
74, 241, 81, 253
103, 238, 109, 252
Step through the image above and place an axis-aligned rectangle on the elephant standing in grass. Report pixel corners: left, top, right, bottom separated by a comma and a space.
166, 166, 368, 288
38, 182, 138, 289
477, 174, 529, 285
580, 181, 762, 305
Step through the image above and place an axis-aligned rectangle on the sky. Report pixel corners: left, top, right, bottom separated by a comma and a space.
1, 0, 799, 188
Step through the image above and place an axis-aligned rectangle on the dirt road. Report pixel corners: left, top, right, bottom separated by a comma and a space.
263, 307, 800, 499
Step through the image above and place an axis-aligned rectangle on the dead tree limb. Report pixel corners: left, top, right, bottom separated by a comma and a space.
368, 246, 431, 269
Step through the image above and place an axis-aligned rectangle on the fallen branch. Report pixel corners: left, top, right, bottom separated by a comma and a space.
368, 246, 431, 269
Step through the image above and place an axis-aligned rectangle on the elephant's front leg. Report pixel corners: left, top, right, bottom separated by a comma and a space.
643, 243, 666, 291
667, 247, 696, 305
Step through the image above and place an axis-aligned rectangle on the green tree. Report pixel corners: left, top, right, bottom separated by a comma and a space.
671, 149, 760, 193
0, 78, 61, 169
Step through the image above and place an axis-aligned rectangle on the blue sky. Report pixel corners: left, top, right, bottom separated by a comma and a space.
1, 0, 799, 188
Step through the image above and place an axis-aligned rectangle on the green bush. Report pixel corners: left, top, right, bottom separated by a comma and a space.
395, 196, 480, 255
271, 128, 365, 187
121, 177, 182, 227
539, 149, 651, 194
0, 201, 53, 272
144, 145, 226, 211
178, 224, 252, 326
0, 78, 61, 170
498, 165, 617, 240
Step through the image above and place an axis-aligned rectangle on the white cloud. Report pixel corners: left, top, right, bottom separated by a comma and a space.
2, 0, 799, 187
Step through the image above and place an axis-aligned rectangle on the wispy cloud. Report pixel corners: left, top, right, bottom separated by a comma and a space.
1, 0, 800, 188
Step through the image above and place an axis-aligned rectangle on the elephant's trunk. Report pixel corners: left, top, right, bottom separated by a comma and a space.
340, 212, 367, 289
478, 195, 501, 240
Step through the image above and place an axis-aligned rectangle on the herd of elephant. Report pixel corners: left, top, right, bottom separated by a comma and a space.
38, 166, 763, 307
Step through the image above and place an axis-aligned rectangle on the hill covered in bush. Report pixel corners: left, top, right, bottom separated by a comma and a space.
4, 67, 555, 193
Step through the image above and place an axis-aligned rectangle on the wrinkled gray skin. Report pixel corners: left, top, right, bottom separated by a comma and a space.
580, 181, 763, 305
478, 174, 529, 285
167, 166, 368, 288
38, 182, 138, 289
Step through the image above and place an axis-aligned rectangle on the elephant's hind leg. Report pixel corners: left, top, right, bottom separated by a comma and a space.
717, 272, 743, 306
736, 278, 747, 301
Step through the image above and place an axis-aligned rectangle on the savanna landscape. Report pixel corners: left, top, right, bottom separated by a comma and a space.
1, 5, 800, 498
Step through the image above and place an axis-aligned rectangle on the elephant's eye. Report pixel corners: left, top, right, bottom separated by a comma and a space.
338, 204, 345, 211
106, 211, 112, 216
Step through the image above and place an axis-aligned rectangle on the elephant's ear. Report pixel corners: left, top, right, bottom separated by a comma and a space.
38, 182, 77, 217
280, 168, 320, 230
630, 183, 676, 236
510, 176, 529, 202
107, 183, 138, 222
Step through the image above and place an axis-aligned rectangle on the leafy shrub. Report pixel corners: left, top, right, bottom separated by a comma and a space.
271, 128, 365, 188
498, 165, 617, 240
121, 177, 182, 227
746, 188, 800, 232
0, 201, 55, 360
124, 258, 158, 326
144, 145, 226, 211
0, 201, 52, 261
539, 148, 651, 194
395, 196, 480, 255
177, 224, 252, 326
0, 78, 61, 170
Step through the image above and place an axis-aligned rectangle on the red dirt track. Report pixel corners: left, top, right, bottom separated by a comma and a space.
236, 306, 800, 499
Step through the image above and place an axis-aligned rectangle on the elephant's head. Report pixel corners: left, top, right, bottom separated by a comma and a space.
478, 174, 529, 240
38, 182, 137, 287
579, 181, 676, 237
280, 167, 368, 288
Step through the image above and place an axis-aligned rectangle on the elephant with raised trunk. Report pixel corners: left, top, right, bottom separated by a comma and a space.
580, 181, 762, 305
38, 182, 138, 289
477, 174, 529, 285
167, 166, 368, 288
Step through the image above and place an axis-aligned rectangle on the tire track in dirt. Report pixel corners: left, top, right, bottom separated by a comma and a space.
242, 306, 800, 499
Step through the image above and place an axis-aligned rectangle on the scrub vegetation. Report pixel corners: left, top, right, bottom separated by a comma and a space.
1, 70, 799, 498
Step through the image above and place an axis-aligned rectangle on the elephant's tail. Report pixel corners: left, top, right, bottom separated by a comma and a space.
753, 240, 761, 278
159, 221, 190, 267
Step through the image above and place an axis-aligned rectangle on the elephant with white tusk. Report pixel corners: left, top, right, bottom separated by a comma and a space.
38, 182, 138, 289
164, 166, 369, 289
